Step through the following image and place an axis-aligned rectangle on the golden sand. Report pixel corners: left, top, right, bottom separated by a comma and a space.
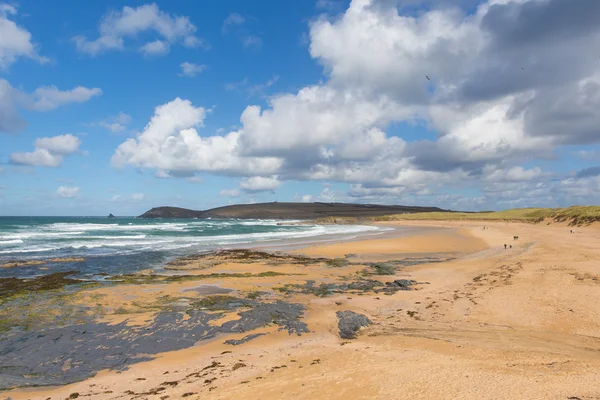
7, 221, 600, 400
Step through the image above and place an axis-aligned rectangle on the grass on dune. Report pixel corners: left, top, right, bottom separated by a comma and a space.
371, 206, 600, 226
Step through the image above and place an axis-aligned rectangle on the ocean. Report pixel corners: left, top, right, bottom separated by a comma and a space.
0, 217, 384, 279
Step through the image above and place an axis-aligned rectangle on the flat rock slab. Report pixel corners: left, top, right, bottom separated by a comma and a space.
0, 301, 308, 389
336, 310, 372, 339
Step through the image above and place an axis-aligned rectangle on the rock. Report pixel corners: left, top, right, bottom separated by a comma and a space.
224, 334, 267, 346
385, 279, 416, 290
107, 214, 116, 218
336, 311, 371, 339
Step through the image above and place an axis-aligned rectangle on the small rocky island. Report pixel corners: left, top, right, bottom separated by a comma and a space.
107, 213, 116, 218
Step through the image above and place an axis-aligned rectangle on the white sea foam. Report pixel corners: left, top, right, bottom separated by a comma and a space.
0, 239, 23, 246
0, 219, 387, 258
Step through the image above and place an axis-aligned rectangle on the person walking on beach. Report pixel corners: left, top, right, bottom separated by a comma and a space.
504, 244, 507, 249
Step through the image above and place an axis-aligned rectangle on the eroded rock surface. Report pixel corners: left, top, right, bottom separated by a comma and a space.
336, 311, 372, 339
0, 299, 308, 389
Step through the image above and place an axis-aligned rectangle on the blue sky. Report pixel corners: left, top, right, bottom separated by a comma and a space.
1, 0, 600, 216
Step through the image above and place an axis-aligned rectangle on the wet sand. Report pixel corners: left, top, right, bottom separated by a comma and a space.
6, 221, 600, 400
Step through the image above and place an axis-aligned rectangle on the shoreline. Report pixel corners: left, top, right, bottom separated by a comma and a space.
5, 220, 600, 399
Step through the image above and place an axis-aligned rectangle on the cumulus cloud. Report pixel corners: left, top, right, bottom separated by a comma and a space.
179, 62, 207, 77
112, 0, 600, 209
73, 3, 208, 56
57, 186, 80, 198
301, 194, 313, 203
11, 134, 81, 167
0, 5, 48, 69
112, 97, 281, 176
24, 85, 102, 112
240, 176, 280, 193
0, 79, 102, 133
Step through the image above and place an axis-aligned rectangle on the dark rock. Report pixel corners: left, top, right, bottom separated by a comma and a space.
336, 311, 371, 339
107, 214, 116, 218
0, 300, 308, 389
224, 333, 267, 346
385, 279, 416, 290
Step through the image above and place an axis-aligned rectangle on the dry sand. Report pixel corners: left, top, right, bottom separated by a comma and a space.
6, 221, 600, 400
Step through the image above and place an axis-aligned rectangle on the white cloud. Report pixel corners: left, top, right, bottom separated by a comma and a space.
11, 134, 81, 167
24, 85, 103, 112
315, 0, 342, 10
57, 186, 80, 198
225, 75, 279, 97
220, 189, 241, 197
111, 193, 147, 202
222, 13, 261, 49
112, 98, 281, 176
35, 134, 81, 154
222, 13, 245, 33
0, 78, 26, 132
242, 35, 262, 49
240, 176, 280, 193
131, 193, 146, 201
73, 3, 207, 56
1, 79, 101, 133
179, 62, 207, 77
301, 194, 313, 203
98, 112, 132, 133
485, 166, 544, 182
10, 149, 62, 167
0, 4, 48, 69
111, 0, 600, 208
139, 39, 169, 56
318, 187, 338, 202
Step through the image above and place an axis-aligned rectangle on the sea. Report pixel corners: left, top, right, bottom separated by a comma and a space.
0, 217, 387, 279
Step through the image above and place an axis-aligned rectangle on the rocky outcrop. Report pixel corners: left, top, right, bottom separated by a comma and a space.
107, 213, 115, 218
139, 202, 450, 220
385, 279, 416, 290
336, 310, 372, 339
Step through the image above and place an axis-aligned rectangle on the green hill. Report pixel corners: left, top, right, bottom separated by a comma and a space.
371, 206, 600, 226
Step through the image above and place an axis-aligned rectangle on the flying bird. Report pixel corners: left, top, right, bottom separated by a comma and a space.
426, 75, 430, 81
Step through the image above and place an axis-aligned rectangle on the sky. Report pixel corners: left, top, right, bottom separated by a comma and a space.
1, 0, 599, 216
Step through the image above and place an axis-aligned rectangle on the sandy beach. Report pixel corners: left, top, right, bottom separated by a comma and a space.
5, 220, 600, 400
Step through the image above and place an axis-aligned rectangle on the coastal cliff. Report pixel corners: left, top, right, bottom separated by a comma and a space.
139, 202, 449, 219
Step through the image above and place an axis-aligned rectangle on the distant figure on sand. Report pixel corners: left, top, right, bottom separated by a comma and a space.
513, 235, 519, 240
504, 244, 507, 249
